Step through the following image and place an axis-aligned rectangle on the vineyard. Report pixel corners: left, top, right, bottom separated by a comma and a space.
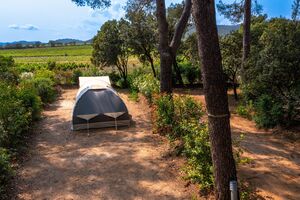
0, 45, 93, 63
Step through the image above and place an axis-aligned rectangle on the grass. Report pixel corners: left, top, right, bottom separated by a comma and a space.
0, 45, 93, 64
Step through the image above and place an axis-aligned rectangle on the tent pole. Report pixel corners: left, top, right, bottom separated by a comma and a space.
87, 119, 90, 136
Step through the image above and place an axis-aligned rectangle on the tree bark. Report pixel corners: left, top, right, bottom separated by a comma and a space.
241, 0, 251, 82
192, 1, 238, 200
156, 0, 191, 93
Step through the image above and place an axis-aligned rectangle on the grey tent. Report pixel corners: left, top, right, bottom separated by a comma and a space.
71, 76, 131, 131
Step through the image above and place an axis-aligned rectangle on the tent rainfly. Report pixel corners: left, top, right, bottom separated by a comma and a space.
71, 76, 131, 131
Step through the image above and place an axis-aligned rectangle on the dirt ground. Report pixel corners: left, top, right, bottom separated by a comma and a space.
14, 87, 300, 200
15, 88, 197, 200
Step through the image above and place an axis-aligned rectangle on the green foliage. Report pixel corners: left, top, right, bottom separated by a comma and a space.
47, 61, 56, 70
25, 78, 56, 104
153, 95, 174, 135
0, 82, 31, 149
71, 0, 110, 9
235, 102, 253, 120
0, 148, 13, 198
253, 95, 284, 128
17, 82, 42, 121
125, 0, 158, 76
35, 69, 56, 82
0, 45, 92, 64
180, 62, 200, 85
0, 56, 19, 84
220, 30, 242, 85
128, 91, 139, 102
92, 19, 130, 84
152, 95, 212, 189
244, 18, 300, 127
182, 122, 213, 190
71, 69, 83, 85
132, 74, 160, 102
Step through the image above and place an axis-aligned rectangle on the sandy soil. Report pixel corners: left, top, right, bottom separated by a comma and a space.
15, 88, 196, 200
174, 88, 300, 200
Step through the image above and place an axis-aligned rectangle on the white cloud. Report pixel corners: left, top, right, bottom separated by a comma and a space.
8, 24, 39, 30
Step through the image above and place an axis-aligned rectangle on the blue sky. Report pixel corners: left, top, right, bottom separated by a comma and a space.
0, 0, 294, 42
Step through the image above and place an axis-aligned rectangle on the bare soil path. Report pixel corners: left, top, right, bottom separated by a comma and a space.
15, 88, 193, 200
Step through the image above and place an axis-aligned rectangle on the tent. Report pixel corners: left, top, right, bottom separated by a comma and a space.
71, 76, 131, 131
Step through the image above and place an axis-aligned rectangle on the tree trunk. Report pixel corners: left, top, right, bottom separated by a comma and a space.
233, 83, 238, 101
192, 1, 238, 200
156, 0, 192, 93
149, 56, 157, 78
241, 0, 251, 82
172, 55, 184, 86
156, 0, 173, 93
233, 74, 238, 100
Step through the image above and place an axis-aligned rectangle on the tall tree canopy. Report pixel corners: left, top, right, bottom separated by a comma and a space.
292, 0, 300, 21
217, 0, 262, 82
71, 0, 110, 9
125, 0, 158, 77
92, 19, 131, 84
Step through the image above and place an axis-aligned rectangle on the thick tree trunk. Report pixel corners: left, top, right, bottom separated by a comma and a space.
156, 0, 191, 93
241, 0, 251, 82
192, 1, 238, 200
156, 0, 173, 93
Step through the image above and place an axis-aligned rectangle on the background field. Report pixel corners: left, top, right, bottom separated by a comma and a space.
0, 45, 93, 63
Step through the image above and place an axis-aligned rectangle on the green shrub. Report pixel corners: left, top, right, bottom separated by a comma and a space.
128, 91, 139, 102
108, 71, 121, 86
235, 102, 253, 120
0, 56, 19, 84
71, 69, 83, 85
0, 148, 13, 198
35, 69, 55, 82
153, 94, 174, 135
82, 67, 104, 77
132, 74, 159, 102
253, 95, 284, 128
0, 82, 31, 149
180, 62, 200, 85
182, 121, 213, 190
47, 61, 56, 70
152, 94, 212, 190
23, 78, 56, 104
17, 83, 42, 121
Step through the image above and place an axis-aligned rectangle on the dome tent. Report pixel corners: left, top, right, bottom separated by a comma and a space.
71, 76, 131, 131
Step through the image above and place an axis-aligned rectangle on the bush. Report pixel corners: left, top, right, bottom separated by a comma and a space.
35, 69, 56, 82
180, 62, 200, 85
0, 82, 31, 149
235, 102, 253, 120
0, 56, 19, 84
0, 148, 13, 198
17, 83, 42, 121
182, 121, 213, 190
152, 94, 212, 190
24, 78, 56, 104
71, 69, 83, 85
253, 95, 284, 128
153, 94, 174, 135
82, 66, 104, 77
132, 74, 160, 102
47, 61, 56, 70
